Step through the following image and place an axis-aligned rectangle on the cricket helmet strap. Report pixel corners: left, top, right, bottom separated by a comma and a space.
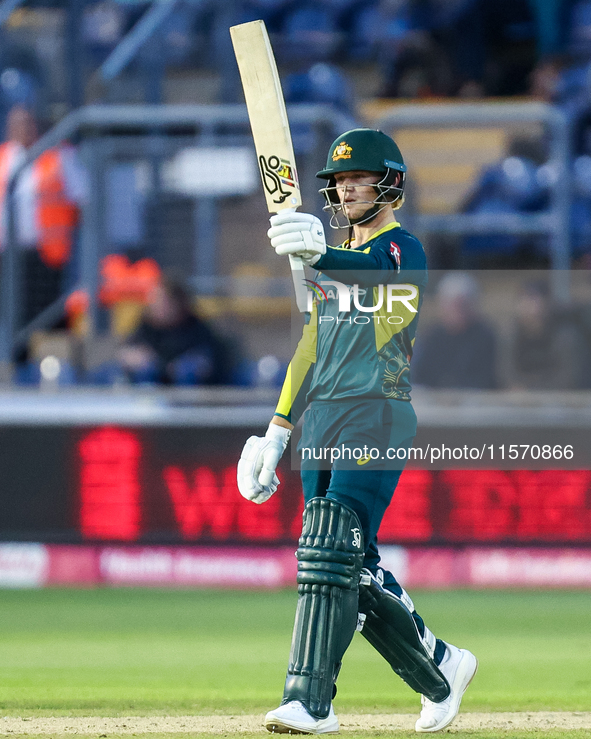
317, 128, 406, 227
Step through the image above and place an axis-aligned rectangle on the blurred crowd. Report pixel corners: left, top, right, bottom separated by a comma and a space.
2, 102, 591, 390
0, 101, 292, 389
0, 0, 589, 115
3, 1, 591, 389
412, 271, 591, 391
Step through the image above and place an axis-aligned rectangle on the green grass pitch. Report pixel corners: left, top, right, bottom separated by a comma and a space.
0, 588, 589, 737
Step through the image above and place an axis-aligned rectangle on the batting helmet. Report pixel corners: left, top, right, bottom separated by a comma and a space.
316, 128, 406, 224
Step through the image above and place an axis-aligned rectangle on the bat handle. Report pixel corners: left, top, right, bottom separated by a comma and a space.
279, 208, 309, 313
289, 255, 308, 313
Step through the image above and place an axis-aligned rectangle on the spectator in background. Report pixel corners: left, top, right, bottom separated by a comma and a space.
371, 0, 455, 98
412, 272, 498, 389
0, 67, 39, 134
0, 105, 87, 325
529, 55, 566, 101
460, 135, 549, 268
118, 275, 230, 385
374, 0, 540, 99
507, 280, 578, 389
82, 1, 127, 64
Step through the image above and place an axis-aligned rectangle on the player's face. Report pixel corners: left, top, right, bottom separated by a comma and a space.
334, 171, 381, 220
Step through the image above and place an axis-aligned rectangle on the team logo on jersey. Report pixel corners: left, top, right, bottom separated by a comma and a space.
390, 242, 401, 272
332, 141, 352, 161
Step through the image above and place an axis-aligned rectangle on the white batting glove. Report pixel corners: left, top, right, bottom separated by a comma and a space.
237, 423, 291, 504
268, 212, 327, 267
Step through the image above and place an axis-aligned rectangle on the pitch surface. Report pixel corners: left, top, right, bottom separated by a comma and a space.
0, 589, 589, 736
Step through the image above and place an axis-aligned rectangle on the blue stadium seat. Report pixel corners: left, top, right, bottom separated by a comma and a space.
462, 197, 522, 256
0, 68, 38, 108
279, 3, 341, 62
569, 0, 591, 57
462, 156, 547, 258
283, 4, 337, 34
462, 148, 591, 263
283, 62, 353, 110
554, 61, 591, 105
15, 360, 78, 387
158, 3, 198, 65
345, 1, 413, 62
238, 0, 294, 32
283, 63, 354, 155
346, 3, 381, 61
571, 155, 591, 255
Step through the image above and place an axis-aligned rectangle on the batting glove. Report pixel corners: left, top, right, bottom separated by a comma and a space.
268, 212, 327, 267
237, 423, 291, 504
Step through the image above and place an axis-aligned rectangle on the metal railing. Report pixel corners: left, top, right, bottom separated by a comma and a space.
376, 102, 572, 294
0, 101, 576, 381
0, 103, 355, 379
100, 0, 181, 84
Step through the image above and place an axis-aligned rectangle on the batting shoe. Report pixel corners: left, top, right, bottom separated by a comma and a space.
265, 700, 339, 734
415, 644, 478, 733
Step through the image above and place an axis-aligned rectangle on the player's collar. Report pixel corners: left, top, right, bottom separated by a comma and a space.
367, 221, 401, 241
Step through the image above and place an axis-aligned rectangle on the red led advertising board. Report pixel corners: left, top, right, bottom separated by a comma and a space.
0, 425, 590, 545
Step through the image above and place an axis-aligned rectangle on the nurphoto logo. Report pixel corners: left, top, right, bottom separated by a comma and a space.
304, 278, 418, 315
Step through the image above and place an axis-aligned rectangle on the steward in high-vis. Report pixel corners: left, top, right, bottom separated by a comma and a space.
237, 128, 478, 735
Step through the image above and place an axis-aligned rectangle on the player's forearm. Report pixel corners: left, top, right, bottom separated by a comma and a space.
271, 415, 294, 430
315, 247, 394, 285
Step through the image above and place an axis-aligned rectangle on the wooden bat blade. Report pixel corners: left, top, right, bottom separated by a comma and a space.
231, 19, 308, 312
230, 20, 301, 214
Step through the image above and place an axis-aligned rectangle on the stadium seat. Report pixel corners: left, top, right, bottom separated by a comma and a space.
284, 62, 353, 109
346, 2, 411, 62
462, 155, 548, 261
283, 63, 354, 155
346, 3, 381, 61
569, 0, 591, 57
570, 155, 591, 256
279, 3, 341, 62
237, 0, 294, 32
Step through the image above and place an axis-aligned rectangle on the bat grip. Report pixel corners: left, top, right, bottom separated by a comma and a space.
289, 254, 307, 313
277, 207, 308, 313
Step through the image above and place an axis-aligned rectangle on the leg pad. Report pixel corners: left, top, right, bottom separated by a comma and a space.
358, 569, 450, 702
282, 497, 365, 719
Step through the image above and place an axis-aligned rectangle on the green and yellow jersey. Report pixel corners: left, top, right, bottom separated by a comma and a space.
275, 222, 427, 425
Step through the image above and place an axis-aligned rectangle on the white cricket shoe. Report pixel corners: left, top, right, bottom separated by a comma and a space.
415, 644, 478, 733
265, 700, 339, 734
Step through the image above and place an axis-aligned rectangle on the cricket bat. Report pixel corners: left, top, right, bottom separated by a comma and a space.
230, 19, 308, 313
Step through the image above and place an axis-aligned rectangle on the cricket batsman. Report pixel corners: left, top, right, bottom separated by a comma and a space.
237, 128, 478, 734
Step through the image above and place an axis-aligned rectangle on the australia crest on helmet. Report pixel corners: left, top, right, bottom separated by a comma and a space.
332, 141, 352, 162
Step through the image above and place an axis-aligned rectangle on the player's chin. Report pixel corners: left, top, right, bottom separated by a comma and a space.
343, 203, 366, 220
345, 205, 373, 222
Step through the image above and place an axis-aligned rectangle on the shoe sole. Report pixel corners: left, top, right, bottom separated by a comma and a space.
265, 717, 339, 735
415, 650, 478, 733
